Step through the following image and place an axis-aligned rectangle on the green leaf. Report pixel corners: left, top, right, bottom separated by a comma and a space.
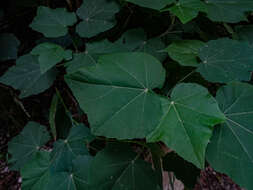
0, 33, 20, 61
65, 53, 96, 74
21, 152, 93, 190
65, 52, 166, 139
117, 28, 167, 62
147, 83, 225, 168
0, 54, 57, 98
89, 143, 161, 189
31, 43, 72, 73
76, 0, 120, 38
8, 122, 50, 170
163, 152, 200, 188
47, 155, 93, 190
207, 82, 253, 190
126, 0, 175, 10
235, 25, 253, 45
51, 124, 93, 172
21, 151, 51, 190
205, 0, 253, 23
30, 6, 77, 38
165, 0, 207, 24
197, 38, 253, 83
166, 40, 205, 67
66, 39, 128, 74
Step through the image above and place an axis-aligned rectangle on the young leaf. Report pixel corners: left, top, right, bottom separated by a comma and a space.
164, 0, 207, 24
21, 151, 51, 190
50, 124, 93, 172
8, 122, 50, 170
117, 28, 167, 62
65, 52, 166, 139
30, 6, 77, 38
31, 43, 72, 74
163, 152, 200, 188
207, 82, 253, 190
0, 33, 20, 61
0, 54, 57, 98
76, 0, 120, 38
147, 83, 225, 168
205, 0, 253, 23
197, 38, 253, 83
166, 40, 205, 67
126, 0, 175, 10
89, 143, 161, 189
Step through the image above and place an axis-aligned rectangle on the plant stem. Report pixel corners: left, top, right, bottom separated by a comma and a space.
160, 15, 176, 37
223, 23, 238, 40
66, 0, 73, 10
168, 172, 175, 190
167, 69, 196, 96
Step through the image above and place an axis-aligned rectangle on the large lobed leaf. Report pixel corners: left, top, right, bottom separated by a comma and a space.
117, 28, 167, 62
166, 40, 205, 67
147, 83, 225, 168
205, 0, 253, 23
30, 6, 77, 38
0, 54, 57, 98
65, 52, 165, 139
89, 143, 161, 189
76, 0, 120, 38
207, 82, 253, 190
197, 38, 253, 83
165, 0, 207, 24
65, 39, 128, 74
50, 124, 94, 172
21, 151, 93, 190
31, 43, 72, 73
8, 122, 50, 170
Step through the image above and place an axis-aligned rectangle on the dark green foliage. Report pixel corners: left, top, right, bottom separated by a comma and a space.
2, 0, 253, 189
